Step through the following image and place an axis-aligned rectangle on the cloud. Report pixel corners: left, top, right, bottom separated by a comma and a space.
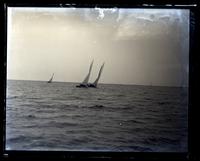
94, 8, 118, 20
114, 9, 188, 41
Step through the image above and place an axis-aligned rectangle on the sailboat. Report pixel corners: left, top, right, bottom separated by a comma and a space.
76, 60, 94, 88
88, 63, 105, 88
47, 73, 54, 83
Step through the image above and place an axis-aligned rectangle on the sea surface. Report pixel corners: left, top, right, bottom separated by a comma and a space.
6, 80, 188, 152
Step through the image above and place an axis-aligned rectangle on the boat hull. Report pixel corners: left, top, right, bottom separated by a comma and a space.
76, 84, 97, 88
76, 84, 88, 88
87, 83, 97, 88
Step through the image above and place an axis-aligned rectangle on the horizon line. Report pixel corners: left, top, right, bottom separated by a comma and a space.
7, 78, 188, 88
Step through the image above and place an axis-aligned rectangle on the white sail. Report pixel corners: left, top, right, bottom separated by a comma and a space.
48, 73, 54, 83
93, 62, 105, 87
81, 60, 94, 85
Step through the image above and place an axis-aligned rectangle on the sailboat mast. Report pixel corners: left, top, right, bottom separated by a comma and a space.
93, 62, 105, 86
82, 60, 94, 85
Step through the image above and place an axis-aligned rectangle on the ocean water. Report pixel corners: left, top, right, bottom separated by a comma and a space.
6, 80, 188, 152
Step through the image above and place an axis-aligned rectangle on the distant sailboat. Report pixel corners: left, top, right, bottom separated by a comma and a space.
76, 60, 94, 88
88, 63, 105, 88
47, 73, 54, 83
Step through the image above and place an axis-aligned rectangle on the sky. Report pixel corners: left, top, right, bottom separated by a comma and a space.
7, 7, 189, 87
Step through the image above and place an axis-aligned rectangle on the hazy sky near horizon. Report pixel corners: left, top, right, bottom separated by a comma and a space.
7, 7, 189, 86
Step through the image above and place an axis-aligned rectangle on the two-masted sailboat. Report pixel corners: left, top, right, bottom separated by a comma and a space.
76, 60, 94, 88
47, 73, 54, 83
76, 60, 105, 88
88, 63, 105, 88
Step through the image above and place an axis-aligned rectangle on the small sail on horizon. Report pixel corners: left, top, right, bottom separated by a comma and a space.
88, 62, 105, 88
47, 73, 54, 83
76, 60, 94, 88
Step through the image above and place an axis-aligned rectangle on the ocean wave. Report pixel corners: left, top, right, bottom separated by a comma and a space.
35, 109, 56, 113
114, 145, 152, 152
70, 96, 84, 100
89, 105, 105, 109
145, 97, 152, 101
116, 106, 133, 110
40, 114, 83, 119
24, 114, 67, 120
128, 119, 145, 124
143, 137, 179, 145
157, 101, 168, 105
71, 104, 107, 110
52, 96, 84, 101
67, 137, 93, 145
44, 121, 78, 128
65, 129, 92, 134
29, 140, 60, 148
26, 97, 41, 100
116, 94, 125, 97
157, 101, 175, 105
7, 136, 27, 143
133, 127, 144, 132
26, 114, 37, 119
7, 135, 41, 143
7, 96, 20, 99
21, 124, 39, 128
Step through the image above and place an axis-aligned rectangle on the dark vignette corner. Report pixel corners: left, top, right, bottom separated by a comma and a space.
188, 3, 200, 161
0, 1, 7, 161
